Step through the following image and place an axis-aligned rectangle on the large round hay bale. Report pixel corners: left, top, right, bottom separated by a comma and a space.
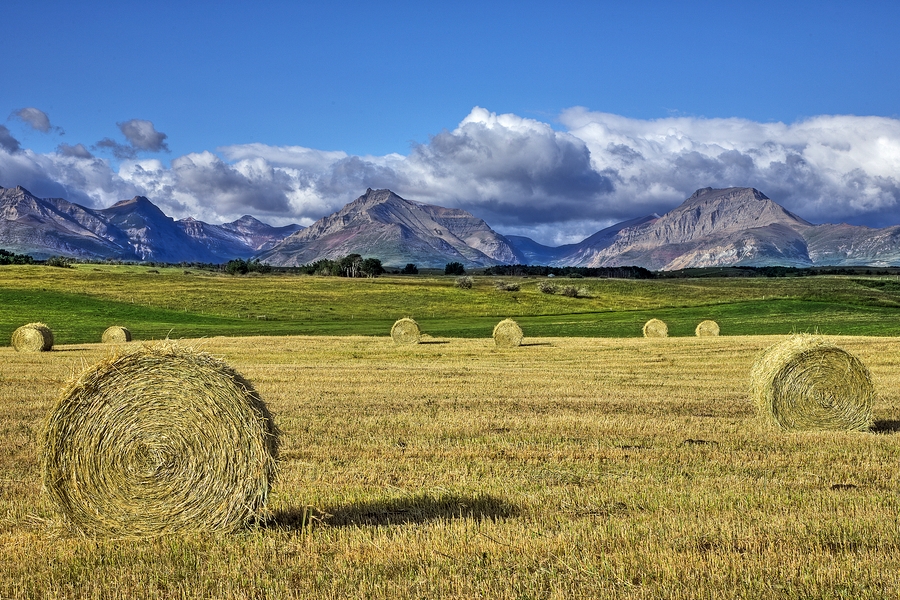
695, 320, 720, 337
750, 335, 874, 432
493, 318, 524, 348
11, 322, 54, 352
642, 318, 668, 338
391, 317, 421, 345
101, 325, 132, 344
40, 342, 279, 536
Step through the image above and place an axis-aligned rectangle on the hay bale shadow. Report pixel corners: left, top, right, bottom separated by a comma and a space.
268, 492, 518, 530
520, 342, 553, 347
872, 420, 900, 434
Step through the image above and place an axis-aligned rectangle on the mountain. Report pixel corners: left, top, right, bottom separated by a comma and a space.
506, 187, 898, 270
0, 185, 300, 262
258, 188, 525, 268
177, 215, 303, 260
548, 188, 815, 270
4, 183, 900, 269
800, 222, 900, 266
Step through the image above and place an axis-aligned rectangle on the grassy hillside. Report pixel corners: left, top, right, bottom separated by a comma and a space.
3, 334, 900, 597
1, 264, 900, 344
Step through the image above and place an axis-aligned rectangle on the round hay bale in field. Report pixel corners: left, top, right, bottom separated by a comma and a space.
750, 335, 874, 432
40, 342, 279, 536
493, 318, 523, 348
695, 320, 720, 337
642, 318, 668, 338
101, 325, 132, 344
391, 317, 421, 345
11, 322, 54, 352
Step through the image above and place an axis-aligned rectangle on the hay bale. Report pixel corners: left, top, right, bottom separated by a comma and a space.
11, 322, 54, 352
750, 335, 874, 432
391, 317, 421, 345
642, 318, 668, 338
695, 320, 720, 337
40, 342, 279, 536
101, 325, 132, 344
493, 318, 524, 348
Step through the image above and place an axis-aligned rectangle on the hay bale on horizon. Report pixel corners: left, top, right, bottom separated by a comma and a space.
695, 320, 720, 337
11, 322, 54, 352
40, 342, 279, 536
101, 325, 132, 344
642, 318, 668, 338
391, 317, 421, 345
750, 335, 874, 432
493, 318, 524, 348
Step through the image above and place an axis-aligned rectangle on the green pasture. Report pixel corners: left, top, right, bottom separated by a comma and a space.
1, 264, 899, 344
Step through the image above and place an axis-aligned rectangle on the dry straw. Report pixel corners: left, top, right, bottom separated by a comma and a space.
11, 322, 54, 352
40, 342, 279, 536
493, 318, 524, 347
695, 320, 720, 337
101, 325, 132, 343
750, 334, 874, 432
642, 318, 668, 338
391, 317, 421, 345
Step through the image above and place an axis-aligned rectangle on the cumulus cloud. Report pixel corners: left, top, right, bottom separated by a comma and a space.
560, 108, 900, 229
94, 119, 169, 159
0, 126, 21, 154
119, 119, 169, 152
2, 106, 900, 244
11, 107, 60, 133
57, 143, 94, 159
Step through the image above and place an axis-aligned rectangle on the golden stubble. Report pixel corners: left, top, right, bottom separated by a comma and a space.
1, 334, 900, 598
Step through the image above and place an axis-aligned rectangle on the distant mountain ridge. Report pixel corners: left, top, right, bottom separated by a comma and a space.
0, 185, 301, 262
2, 184, 899, 269
517, 187, 900, 270
257, 188, 525, 268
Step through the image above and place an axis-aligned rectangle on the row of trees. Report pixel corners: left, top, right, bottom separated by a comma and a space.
0, 249, 34, 265
297, 254, 385, 277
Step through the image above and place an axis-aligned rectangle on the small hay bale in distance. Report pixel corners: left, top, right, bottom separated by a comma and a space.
40, 342, 279, 536
101, 325, 132, 344
493, 318, 524, 348
642, 318, 668, 338
391, 317, 421, 345
11, 322, 54, 352
695, 320, 720, 337
750, 334, 874, 432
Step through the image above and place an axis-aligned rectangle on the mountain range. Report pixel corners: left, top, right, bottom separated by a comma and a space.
0, 185, 301, 263
2, 184, 899, 269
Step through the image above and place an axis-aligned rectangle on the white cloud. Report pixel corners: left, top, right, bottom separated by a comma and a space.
560, 108, 900, 227
2, 106, 900, 243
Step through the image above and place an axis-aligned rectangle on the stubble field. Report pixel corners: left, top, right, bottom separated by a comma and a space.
2, 333, 900, 598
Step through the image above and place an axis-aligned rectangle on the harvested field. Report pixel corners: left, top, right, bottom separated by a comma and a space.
2, 334, 900, 598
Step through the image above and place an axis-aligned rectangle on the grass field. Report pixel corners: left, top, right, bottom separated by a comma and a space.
3, 334, 900, 598
1, 265, 900, 344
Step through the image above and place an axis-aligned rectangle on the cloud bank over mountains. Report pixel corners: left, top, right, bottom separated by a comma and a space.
1, 106, 899, 245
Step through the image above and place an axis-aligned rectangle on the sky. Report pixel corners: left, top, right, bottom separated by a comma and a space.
2, 0, 900, 245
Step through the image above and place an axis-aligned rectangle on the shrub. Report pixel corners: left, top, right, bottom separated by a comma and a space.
46, 256, 74, 268
538, 282, 558, 294
455, 276, 473, 289
494, 281, 520, 292
560, 285, 579, 298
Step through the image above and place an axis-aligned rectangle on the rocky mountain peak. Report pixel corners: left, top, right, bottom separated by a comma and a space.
685, 187, 770, 204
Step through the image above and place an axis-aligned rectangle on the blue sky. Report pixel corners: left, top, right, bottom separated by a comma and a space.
3, 0, 900, 244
